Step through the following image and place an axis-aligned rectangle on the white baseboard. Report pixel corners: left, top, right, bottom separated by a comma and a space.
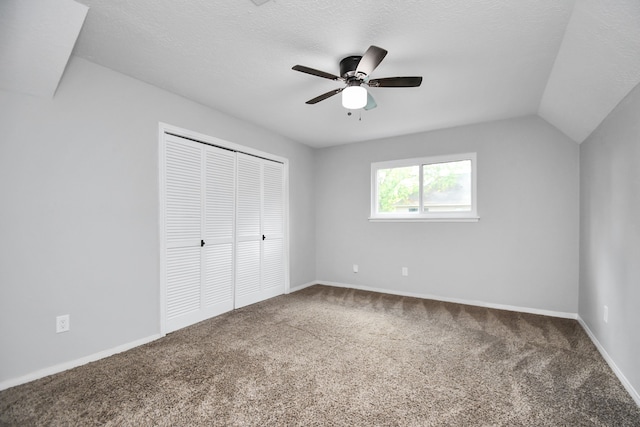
314, 280, 578, 319
6, 286, 637, 411
2, 281, 314, 391
577, 316, 640, 407
288, 281, 317, 293
0, 333, 164, 392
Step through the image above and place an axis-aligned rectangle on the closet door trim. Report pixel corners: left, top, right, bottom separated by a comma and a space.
159, 123, 290, 336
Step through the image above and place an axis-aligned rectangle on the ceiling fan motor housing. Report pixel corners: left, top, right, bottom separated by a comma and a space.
340, 56, 363, 79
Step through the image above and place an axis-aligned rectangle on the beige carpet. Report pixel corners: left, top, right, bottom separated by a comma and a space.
1, 285, 639, 426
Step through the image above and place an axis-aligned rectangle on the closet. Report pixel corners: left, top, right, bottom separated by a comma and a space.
161, 132, 286, 333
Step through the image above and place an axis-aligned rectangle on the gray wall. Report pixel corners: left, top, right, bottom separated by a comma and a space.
0, 57, 316, 383
7, 52, 637, 401
579, 82, 640, 395
315, 116, 580, 313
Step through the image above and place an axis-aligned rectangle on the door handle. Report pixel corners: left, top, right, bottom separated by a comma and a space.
201, 240, 205, 247
262, 235, 266, 241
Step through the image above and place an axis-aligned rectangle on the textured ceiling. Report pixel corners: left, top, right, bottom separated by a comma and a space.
17, 0, 640, 147
539, 0, 640, 142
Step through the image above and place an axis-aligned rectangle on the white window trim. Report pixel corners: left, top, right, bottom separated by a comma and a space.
369, 152, 479, 222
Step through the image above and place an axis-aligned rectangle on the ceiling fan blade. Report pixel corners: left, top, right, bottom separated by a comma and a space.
305, 87, 344, 104
356, 45, 388, 76
292, 65, 341, 81
367, 76, 423, 87
364, 92, 377, 111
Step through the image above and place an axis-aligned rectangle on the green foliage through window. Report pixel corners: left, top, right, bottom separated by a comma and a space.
372, 155, 476, 218
377, 166, 418, 213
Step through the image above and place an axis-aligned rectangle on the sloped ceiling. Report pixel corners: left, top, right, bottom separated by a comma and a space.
538, 0, 640, 142
0, 0, 87, 97
4, 1, 640, 147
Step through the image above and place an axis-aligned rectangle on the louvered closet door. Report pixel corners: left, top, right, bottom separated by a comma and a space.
164, 136, 236, 333
201, 146, 235, 319
261, 160, 285, 300
164, 135, 205, 332
235, 153, 263, 308
234, 154, 285, 308
163, 134, 285, 331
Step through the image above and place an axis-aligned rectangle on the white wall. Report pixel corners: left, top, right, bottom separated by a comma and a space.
315, 116, 579, 313
0, 56, 316, 385
579, 81, 640, 399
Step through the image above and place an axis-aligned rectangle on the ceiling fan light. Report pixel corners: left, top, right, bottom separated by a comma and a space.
342, 85, 367, 109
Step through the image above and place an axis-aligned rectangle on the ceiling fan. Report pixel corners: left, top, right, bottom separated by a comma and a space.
292, 45, 422, 110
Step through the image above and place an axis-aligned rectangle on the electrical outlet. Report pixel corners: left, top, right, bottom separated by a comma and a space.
402, 267, 408, 276
353, 264, 359, 273
56, 314, 70, 333
604, 305, 608, 323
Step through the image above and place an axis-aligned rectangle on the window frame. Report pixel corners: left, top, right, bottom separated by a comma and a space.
369, 152, 479, 222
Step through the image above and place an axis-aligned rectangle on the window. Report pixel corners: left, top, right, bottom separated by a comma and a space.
370, 153, 478, 221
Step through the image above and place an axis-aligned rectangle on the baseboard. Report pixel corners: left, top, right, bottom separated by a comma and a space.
0, 333, 164, 392
577, 316, 640, 407
288, 281, 317, 293
314, 280, 578, 319
2, 281, 318, 391
8, 287, 636, 410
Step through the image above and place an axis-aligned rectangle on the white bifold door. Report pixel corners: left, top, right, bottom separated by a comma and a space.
235, 153, 285, 308
162, 135, 285, 333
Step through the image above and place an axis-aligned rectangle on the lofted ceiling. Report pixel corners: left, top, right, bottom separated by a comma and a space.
0, 0, 87, 97
6, 1, 640, 148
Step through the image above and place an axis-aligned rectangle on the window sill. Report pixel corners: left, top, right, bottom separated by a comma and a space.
368, 216, 480, 223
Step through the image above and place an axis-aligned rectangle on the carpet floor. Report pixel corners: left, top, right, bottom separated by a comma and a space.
1, 285, 639, 426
